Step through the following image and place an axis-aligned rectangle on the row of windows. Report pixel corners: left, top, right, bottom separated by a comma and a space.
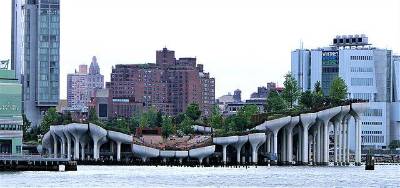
0, 124, 22, 131
352, 93, 372, 101
362, 131, 382, 135
350, 67, 373, 73
112, 98, 129, 103
363, 109, 383, 117
362, 121, 383, 126
350, 56, 373, 61
362, 135, 384, 143
322, 67, 339, 73
351, 78, 373, 86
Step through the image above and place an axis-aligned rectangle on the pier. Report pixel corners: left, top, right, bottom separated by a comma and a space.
0, 155, 77, 171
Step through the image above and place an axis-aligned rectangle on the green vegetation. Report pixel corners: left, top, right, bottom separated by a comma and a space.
30, 73, 360, 140
266, 90, 287, 112
186, 103, 202, 121
329, 76, 348, 104
40, 107, 60, 134
281, 72, 300, 108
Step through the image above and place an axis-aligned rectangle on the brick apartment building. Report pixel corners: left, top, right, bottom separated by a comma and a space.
108, 48, 215, 118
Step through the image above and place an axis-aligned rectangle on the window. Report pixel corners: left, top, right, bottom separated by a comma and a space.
350, 67, 373, 72
352, 93, 372, 101
362, 121, 383, 126
363, 109, 383, 116
351, 78, 373, 86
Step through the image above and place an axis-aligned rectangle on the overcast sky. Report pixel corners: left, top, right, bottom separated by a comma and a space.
1, 0, 399, 100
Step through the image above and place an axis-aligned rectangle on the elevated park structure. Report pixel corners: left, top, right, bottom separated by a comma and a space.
41, 102, 367, 166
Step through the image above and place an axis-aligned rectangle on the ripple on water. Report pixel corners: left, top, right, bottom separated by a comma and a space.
0, 165, 399, 187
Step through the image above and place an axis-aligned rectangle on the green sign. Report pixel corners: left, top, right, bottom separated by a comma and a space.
0, 84, 22, 117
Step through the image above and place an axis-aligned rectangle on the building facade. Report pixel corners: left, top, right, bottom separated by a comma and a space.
67, 66, 88, 111
66, 57, 104, 112
87, 56, 104, 97
21, 0, 60, 127
88, 88, 110, 120
109, 48, 215, 118
0, 68, 23, 155
291, 35, 399, 149
11, 0, 24, 82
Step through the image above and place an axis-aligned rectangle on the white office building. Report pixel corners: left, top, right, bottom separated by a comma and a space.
291, 35, 399, 149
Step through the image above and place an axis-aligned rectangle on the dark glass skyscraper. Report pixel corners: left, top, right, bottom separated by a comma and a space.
22, 0, 60, 126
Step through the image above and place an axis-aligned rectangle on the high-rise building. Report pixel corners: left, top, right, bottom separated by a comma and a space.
87, 56, 104, 97
291, 35, 399, 149
22, 0, 60, 127
11, 0, 23, 82
0, 67, 23, 155
233, 89, 241, 102
109, 48, 215, 118
66, 57, 104, 112
67, 65, 89, 111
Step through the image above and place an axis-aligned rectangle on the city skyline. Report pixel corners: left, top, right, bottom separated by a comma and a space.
1, 0, 400, 100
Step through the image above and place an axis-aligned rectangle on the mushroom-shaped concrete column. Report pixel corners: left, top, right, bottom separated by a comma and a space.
89, 123, 108, 160
42, 131, 52, 156
266, 116, 291, 163
213, 136, 238, 164
285, 116, 299, 164
248, 133, 266, 163
49, 126, 59, 158
53, 125, 66, 158
189, 145, 216, 164
330, 105, 350, 165
350, 102, 368, 166
317, 107, 341, 165
233, 135, 248, 164
132, 144, 160, 162
160, 150, 175, 163
299, 113, 317, 165
108, 130, 133, 161
62, 125, 73, 160
67, 123, 89, 160
79, 134, 90, 160
175, 151, 189, 163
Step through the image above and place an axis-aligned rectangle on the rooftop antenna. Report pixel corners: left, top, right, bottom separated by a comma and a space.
300, 39, 304, 50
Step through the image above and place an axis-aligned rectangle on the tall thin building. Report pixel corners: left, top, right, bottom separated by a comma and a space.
87, 56, 104, 97
23, 0, 60, 127
11, 0, 23, 82
67, 67, 88, 111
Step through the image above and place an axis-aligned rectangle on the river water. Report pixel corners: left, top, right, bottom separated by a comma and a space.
1, 165, 399, 187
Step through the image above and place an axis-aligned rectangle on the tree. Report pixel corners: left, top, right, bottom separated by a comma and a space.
186, 103, 202, 121
139, 107, 158, 128
155, 111, 163, 127
22, 114, 31, 141
329, 76, 348, 103
299, 90, 314, 109
266, 91, 287, 112
62, 111, 73, 125
40, 107, 60, 134
88, 108, 99, 123
178, 115, 194, 135
210, 106, 223, 129
314, 81, 323, 97
161, 116, 174, 137
313, 81, 324, 110
282, 72, 300, 108
237, 105, 259, 130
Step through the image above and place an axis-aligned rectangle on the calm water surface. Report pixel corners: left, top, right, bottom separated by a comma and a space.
1, 165, 399, 187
